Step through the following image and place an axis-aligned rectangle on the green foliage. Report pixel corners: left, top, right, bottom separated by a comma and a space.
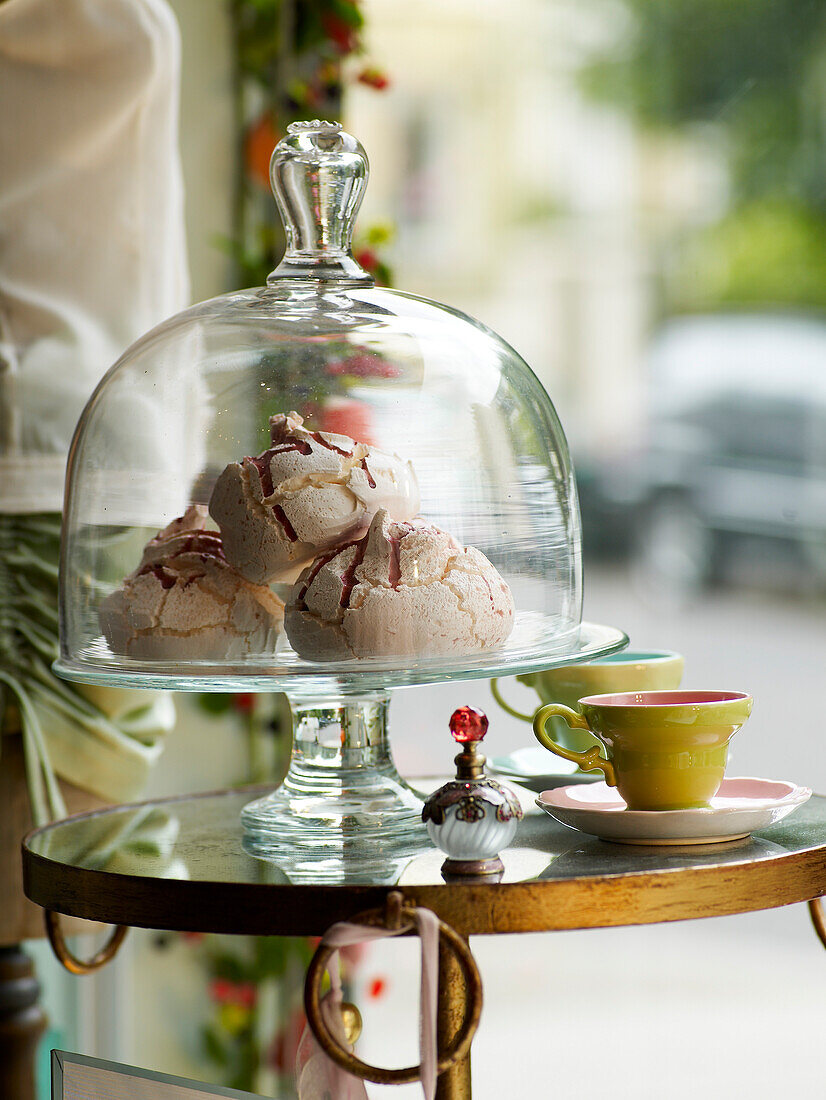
670, 199, 826, 310
196, 693, 235, 716
582, 0, 826, 308
233, 0, 362, 82
186, 931, 318, 1093
256, 934, 315, 978
585, 1, 825, 130
202, 1024, 230, 1066
211, 951, 251, 985
227, 0, 365, 289
204, 936, 315, 985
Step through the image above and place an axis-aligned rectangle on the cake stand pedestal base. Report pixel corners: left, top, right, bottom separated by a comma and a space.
241, 691, 427, 881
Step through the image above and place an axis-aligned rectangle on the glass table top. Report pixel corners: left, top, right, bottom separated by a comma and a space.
23, 783, 826, 937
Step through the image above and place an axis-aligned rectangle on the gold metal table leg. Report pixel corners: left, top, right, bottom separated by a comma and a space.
436, 932, 472, 1100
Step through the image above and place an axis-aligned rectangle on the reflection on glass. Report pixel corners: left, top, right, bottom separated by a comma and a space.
23, 791, 826, 896
242, 837, 416, 887
538, 835, 787, 881
39, 806, 187, 880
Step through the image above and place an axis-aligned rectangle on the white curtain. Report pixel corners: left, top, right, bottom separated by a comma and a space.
0, 0, 191, 809
0, 0, 190, 512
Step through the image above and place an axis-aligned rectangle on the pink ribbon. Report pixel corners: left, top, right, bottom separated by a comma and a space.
296, 908, 440, 1100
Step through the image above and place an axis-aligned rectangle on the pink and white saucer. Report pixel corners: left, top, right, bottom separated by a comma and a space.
536, 777, 812, 845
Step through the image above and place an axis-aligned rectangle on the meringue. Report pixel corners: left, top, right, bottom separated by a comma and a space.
285, 509, 514, 660
100, 505, 284, 659
209, 411, 419, 585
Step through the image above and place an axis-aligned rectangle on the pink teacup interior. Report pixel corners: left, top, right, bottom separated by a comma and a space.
578, 690, 751, 707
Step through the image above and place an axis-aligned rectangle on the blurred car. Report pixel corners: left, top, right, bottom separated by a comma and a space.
578, 313, 826, 595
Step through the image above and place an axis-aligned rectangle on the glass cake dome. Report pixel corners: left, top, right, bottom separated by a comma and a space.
59, 121, 587, 691
57, 121, 624, 873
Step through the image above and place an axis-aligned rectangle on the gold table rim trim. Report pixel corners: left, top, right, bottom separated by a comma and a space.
21, 784, 826, 937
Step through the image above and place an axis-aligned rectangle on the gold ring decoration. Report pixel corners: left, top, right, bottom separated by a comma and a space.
45, 910, 129, 975
808, 897, 826, 950
304, 893, 482, 1084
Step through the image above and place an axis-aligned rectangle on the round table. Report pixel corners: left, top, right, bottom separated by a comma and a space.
21, 782, 826, 1098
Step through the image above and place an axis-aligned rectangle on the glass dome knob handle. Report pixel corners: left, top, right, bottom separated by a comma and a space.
268, 120, 372, 284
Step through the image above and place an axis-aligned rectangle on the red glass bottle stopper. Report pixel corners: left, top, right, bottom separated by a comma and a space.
449, 706, 488, 744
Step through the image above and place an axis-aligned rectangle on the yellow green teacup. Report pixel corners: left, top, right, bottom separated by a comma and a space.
532, 690, 753, 811
492, 650, 684, 755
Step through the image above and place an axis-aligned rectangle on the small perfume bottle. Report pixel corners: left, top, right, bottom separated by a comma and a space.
422, 706, 523, 879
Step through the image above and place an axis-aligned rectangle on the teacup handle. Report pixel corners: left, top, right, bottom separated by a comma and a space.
532, 704, 617, 787
490, 678, 534, 722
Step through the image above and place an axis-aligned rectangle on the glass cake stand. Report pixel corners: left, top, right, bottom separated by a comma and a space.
55, 121, 626, 878
54, 620, 626, 878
